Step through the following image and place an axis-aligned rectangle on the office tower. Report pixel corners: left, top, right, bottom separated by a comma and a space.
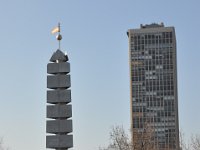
127, 23, 179, 150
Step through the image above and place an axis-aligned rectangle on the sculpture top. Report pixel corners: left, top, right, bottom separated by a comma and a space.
50, 49, 69, 62
51, 23, 62, 50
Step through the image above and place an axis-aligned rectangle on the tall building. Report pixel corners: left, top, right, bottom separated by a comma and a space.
127, 23, 179, 150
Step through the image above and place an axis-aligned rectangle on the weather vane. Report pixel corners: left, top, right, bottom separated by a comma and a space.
51, 23, 62, 49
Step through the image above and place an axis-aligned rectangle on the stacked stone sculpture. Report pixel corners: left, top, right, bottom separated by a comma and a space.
46, 49, 73, 149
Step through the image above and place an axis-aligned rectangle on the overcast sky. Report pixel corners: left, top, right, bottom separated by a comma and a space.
0, 0, 200, 150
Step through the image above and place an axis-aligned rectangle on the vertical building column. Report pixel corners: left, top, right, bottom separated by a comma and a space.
46, 49, 73, 150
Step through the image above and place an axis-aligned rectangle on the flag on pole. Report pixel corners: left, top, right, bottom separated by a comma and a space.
51, 26, 60, 34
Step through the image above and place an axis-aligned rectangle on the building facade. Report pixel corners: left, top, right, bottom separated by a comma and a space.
127, 23, 179, 150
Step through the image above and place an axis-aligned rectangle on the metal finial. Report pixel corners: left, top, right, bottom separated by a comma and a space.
56, 22, 62, 49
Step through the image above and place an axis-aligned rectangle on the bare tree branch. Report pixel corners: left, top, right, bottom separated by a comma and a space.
99, 126, 200, 150
191, 134, 200, 150
99, 125, 157, 150
0, 138, 9, 150
179, 130, 189, 150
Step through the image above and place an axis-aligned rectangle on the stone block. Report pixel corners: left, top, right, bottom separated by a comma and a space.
47, 104, 72, 119
47, 75, 71, 89
46, 120, 72, 134
47, 62, 70, 74
46, 135, 73, 148
47, 89, 71, 104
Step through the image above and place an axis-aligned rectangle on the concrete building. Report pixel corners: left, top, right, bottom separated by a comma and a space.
127, 23, 179, 150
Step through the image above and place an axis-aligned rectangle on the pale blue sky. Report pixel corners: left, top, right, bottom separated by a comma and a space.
0, 0, 199, 150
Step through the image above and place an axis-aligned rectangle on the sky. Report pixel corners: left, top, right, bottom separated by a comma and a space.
0, 0, 200, 149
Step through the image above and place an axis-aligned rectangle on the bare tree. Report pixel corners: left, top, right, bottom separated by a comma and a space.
100, 127, 200, 150
99, 125, 156, 150
99, 125, 131, 150
191, 134, 200, 150
179, 130, 189, 150
0, 138, 9, 150
179, 130, 200, 150
132, 125, 157, 150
